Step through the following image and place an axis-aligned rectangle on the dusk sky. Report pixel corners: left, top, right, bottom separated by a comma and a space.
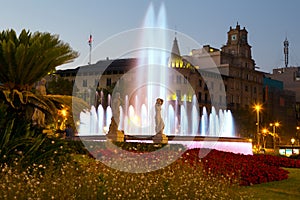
1, 0, 300, 73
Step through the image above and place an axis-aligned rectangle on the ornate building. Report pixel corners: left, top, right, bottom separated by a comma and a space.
55, 24, 299, 141
185, 23, 264, 111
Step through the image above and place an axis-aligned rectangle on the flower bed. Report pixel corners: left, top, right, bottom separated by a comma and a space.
181, 148, 300, 186
79, 142, 300, 186
253, 154, 300, 168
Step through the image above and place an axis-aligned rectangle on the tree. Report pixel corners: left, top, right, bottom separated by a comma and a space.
0, 29, 79, 122
47, 76, 77, 95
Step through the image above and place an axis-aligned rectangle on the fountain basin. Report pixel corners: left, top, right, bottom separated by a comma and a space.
77, 135, 253, 155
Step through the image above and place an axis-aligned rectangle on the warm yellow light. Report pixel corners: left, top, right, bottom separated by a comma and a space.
170, 93, 177, 101
291, 138, 295, 144
254, 104, 261, 111
262, 128, 268, 134
297, 126, 300, 130
61, 109, 67, 117
275, 122, 279, 127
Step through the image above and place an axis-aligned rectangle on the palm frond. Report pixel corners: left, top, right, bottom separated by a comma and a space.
0, 29, 79, 89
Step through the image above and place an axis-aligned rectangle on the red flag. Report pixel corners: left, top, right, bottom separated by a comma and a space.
88, 34, 92, 46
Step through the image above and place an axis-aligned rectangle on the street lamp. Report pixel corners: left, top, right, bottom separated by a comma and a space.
291, 138, 295, 145
254, 104, 262, 149
262, 128, 268, 149
296, 126, 300, 145
270, 122, 280, 149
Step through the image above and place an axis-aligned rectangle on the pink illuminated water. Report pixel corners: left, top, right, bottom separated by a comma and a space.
79, 3, 235, 138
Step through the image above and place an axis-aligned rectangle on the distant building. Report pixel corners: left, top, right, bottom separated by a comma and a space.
53, 24, 298, 143
269, 67, 300, 101
263, 76, 296, 143
184, 23, 264, 110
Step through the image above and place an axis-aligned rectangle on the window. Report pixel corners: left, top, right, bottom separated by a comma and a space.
254, 87, 257, 94
295, 70, 300, 81
184, 76, 188, 84
245, 85, 248, 92
83, 80, 87, 87
236, 95, 240, 103
235, 82, 239, 90
176, 75, 182, 84
199, 80, 202, 87
106, 78, 111, 87
198, 92, 202, 102
176, 90, 181, 100
204, 93, 208, 103
231, 34, 237, 41
204, 84, 208, 91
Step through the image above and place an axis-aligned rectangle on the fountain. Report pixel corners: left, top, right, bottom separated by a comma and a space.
76, 3, 252, 155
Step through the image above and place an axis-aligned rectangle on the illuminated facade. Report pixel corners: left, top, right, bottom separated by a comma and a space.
184, 23, 264, 110
53, 24, 281, 138
56, 24, 264, 113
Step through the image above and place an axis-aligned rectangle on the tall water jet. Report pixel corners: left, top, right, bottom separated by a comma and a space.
77, 3, 236, 138
74, 3, 255, 159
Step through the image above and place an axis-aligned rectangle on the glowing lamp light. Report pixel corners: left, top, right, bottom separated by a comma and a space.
61, 109, 67, 117
254, 104, 261, 111
291, 138, 295, 145
262, 128, 268, 134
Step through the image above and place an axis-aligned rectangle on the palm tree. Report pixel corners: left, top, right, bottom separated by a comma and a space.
0, 29, 79, 122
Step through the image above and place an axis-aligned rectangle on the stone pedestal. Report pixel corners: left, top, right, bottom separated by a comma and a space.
107, 117, 124, 142
107, 130, 124, 142
153, 133, 168, 144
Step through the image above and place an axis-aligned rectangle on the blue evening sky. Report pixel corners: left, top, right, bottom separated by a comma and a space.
1, 0, 299, 73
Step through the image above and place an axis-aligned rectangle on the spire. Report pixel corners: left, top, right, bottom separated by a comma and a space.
171, 36, 181, 56
284, 37, 289, 68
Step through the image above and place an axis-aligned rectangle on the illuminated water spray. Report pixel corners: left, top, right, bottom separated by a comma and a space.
138, 3, 169, 111
78, 3, 235, 138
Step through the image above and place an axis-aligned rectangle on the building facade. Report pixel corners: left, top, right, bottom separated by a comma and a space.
52, 24, 298, 143
184, 24, 264, 111
263, 76, 296, 144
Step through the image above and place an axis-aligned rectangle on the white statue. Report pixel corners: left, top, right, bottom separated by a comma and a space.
155, 98, 165, 134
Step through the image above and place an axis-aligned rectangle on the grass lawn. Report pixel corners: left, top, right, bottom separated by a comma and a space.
240, 168, 300, 199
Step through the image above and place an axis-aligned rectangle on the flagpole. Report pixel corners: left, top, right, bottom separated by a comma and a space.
88, 34, 92, 65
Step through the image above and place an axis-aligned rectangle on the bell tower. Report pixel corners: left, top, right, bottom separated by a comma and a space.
221, 23, 255, 70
